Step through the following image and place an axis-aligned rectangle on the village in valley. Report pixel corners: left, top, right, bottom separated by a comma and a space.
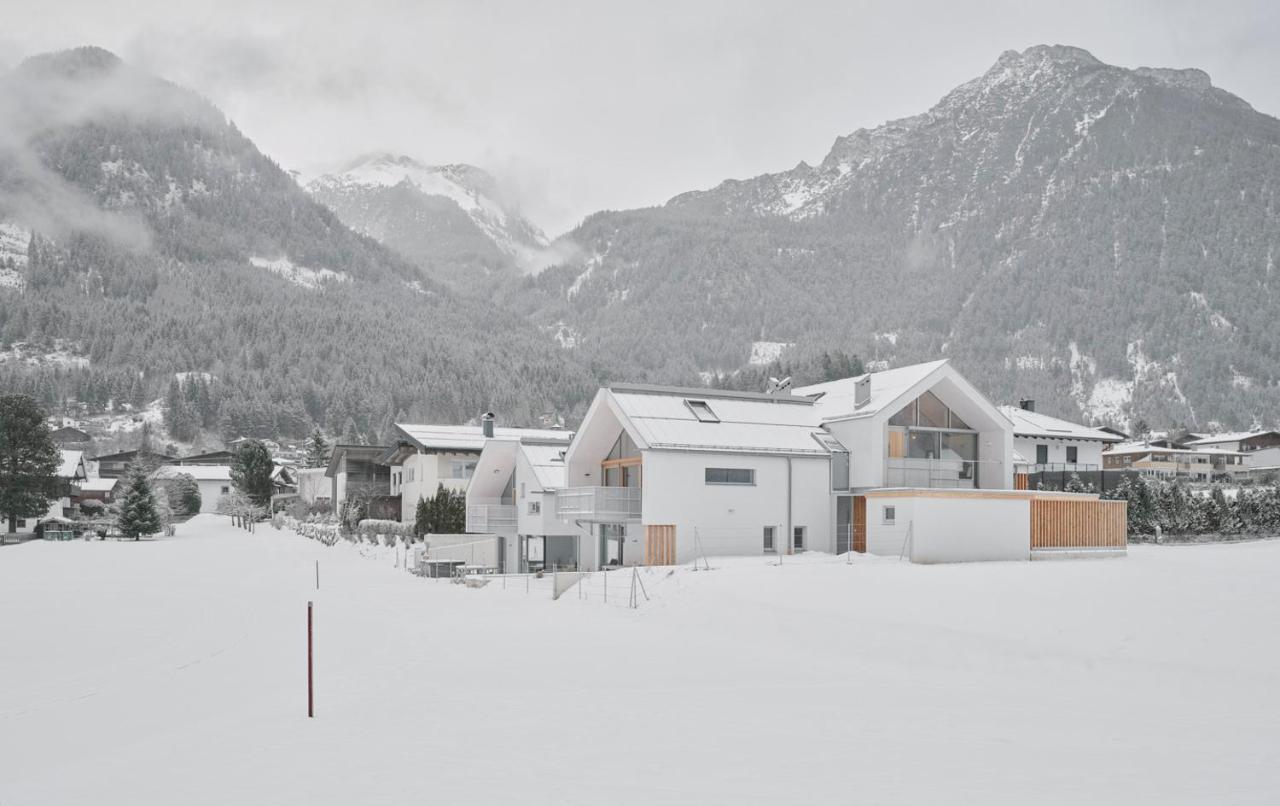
7, 357, 1280, 564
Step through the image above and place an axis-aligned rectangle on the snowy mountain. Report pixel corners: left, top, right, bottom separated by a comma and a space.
0, 48, 595, 440
308, 154, 551, 292
516, 45, 1280, 431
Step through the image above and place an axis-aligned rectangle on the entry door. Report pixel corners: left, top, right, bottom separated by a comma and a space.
853, 495, 867, 553
836, 496, 852, 554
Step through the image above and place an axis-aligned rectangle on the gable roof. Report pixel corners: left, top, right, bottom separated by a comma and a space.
326, 444, 391, 477
796, 360, 950, 421
79, 477, 120, 493
520, 442, 568, 490
153, 464, 232, 481
604, 386, 835, 456
57, 450, 86, 479
998, 405, 1125, 443
393, 423, 573, 453
1186, 430, 1280, 446
91, 449, 178, 463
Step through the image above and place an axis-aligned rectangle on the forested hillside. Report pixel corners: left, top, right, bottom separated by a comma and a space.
513, 46, 1280, 431
0, 48, 596, 443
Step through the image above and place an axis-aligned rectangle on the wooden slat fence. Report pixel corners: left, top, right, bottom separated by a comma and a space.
644, 524, 676, 565
1030, 497, 1127, 549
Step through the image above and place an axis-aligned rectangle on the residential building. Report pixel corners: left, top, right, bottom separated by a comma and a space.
151, 465, 232, 514
999, 401, 1124, 488
178, 450, 236, 465
464, 432, 576, 572
1102, 442, 1246, 482
382, 421, 572, 522
1185, 431, 1280, 471
91, 450, 177, 478
37, 450, 89, 525
49, 426, 92, 449
552, 359, 1128, 568
295, 467, 331, 506
325, 445, 396, 519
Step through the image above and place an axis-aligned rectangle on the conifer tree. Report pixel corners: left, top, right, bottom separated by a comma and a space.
0, 395, 61, 533
230, 439, 274, 508
116, 463, 161, 540
303, 427, 330, 468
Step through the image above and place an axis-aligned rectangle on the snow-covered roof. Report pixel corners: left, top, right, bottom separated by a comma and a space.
394, 423, 573, 453
520, 442, 568, 490
606, 387, 835, 456
1186, 430, 1279, 446
57, 450, 85, 479
78, 478, 119, 493
153, 464, 232, 481
796, 360, 949, 421
1104, 442, 1246, 458
998, 405, 1124, 443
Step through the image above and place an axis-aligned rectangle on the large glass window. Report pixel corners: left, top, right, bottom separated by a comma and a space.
888, 391, 972, 430
908, 431, 939, 459
607, 431, 640, 461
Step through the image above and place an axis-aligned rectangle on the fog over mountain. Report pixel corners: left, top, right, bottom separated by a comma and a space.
515, 46, 1280, 431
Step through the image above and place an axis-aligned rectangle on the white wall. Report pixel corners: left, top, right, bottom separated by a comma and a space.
640, 450, 833, 566
395, 452, 473, 522
864, 492, 1031, 563
296, 468, 329, 504
1243, 446, 1280, 469
195, 479, 230, 514
1013, 437, 1106, 468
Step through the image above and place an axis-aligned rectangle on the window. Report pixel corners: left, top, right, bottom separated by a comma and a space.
450, 460, 477, 479
793, 526, 806, 551
528, 501, 541, 515
883, 506, 896, 525
888, 391, 971, 430
705, 467, 755, 485
1035, 444, 1049, 465
221, 486, 230, 495
1066, 446, 1078, 464
606, 431, 640, 460
685, 399, 720, 423
520, 482, 525, 500
763, 526, 775, 553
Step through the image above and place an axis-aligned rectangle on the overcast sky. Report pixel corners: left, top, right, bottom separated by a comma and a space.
2, 0, 1278, 234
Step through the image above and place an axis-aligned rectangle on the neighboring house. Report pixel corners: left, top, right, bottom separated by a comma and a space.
272, 465, 297, 496
325, 445, 395, 519
556, 359, 1119, 569
1185, 431, 1280, 470
464, 432, 576, 572
295, 467, 331, 506
38, 450, 89, 525
178, 450, 236, 465
92, 450, 177, 478
76, 477, 119, 505
49, 426, 92, 449
151, 465, 232, 514
1102, 442, 1247, 481
999, 401, 1124, 482
382, 421, 573, 522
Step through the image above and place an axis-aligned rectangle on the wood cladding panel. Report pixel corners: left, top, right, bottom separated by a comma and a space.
1030, 498, 1127, 549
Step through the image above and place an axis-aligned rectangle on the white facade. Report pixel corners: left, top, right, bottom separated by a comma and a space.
863, 490, 1032, 563
557, 360, 1026, 569
152, 465, 232, 514
295, 467, 330, 504
999, 404, 1122, 472
391, 451, 477, 521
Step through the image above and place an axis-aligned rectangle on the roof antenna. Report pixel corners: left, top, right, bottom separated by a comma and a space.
766, 376, 792, 394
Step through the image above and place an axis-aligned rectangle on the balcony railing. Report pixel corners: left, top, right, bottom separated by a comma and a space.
465, 503, 517, 534
1026, 463, 1100, 473
884, 458, 994, 489
555, 486, 642, 522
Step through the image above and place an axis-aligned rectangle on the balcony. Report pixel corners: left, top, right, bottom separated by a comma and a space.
465, 503, 517, 534
555, 486, 642, 522
884, 458, 988, 489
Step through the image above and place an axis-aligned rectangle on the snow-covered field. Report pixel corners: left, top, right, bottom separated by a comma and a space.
2, 516, 1277, 805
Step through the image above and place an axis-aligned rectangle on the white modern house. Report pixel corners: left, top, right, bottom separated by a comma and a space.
464, 433, 577, 572
547, 359, 1122, 569
999, 401, 1125, 475
151, 465, 232, 514
383, 420, 575, 522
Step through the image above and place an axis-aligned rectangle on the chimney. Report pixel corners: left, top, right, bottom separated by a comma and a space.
481, 412, 495, 438
854, 376, 871, 408
1019, 398, 1035, 412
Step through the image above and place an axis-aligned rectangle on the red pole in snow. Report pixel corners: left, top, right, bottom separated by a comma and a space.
307, 601, 314, 718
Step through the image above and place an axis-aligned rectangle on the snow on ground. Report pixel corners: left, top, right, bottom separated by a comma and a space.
2, 516, 1278, 805
0, 339, 90, 369
249, 256, 351, 290
748, 340, 791, 366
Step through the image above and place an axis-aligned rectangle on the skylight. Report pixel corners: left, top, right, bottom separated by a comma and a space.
685, 399, 720, 423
